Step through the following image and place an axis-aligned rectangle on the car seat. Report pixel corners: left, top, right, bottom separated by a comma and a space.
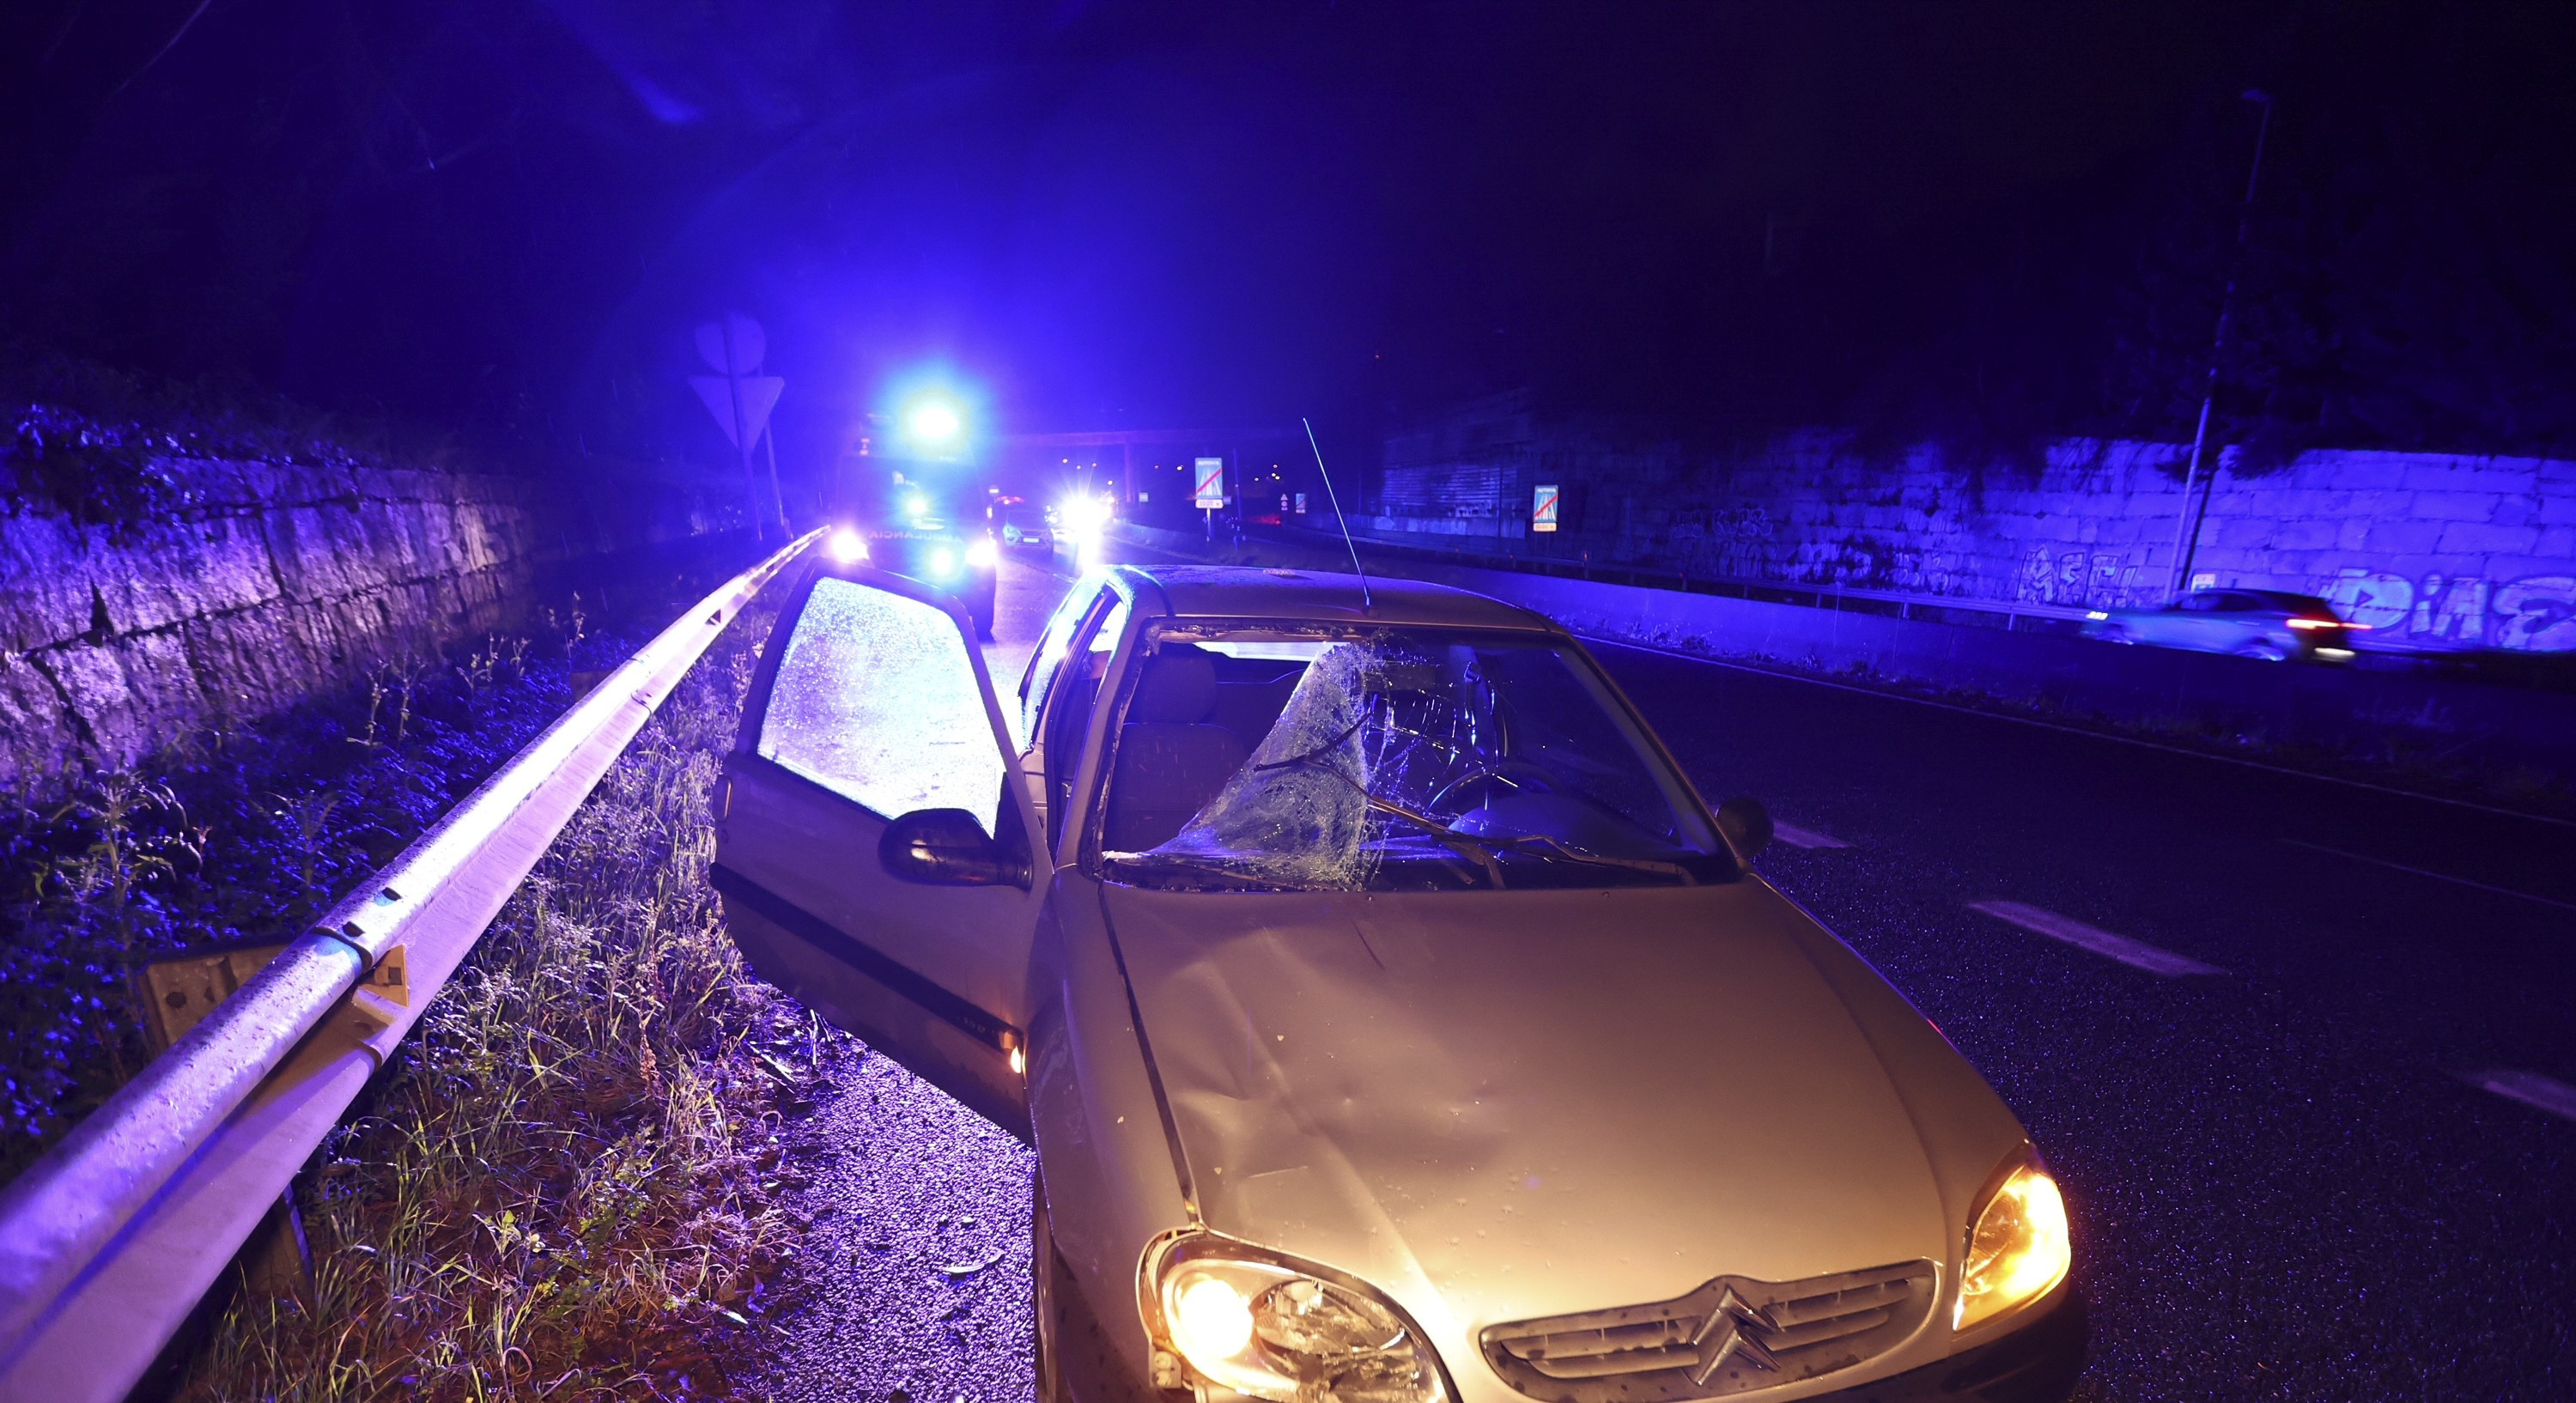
1103, 645, 1251, 852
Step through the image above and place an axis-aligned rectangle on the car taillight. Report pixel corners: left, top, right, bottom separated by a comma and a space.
2287, 616, 2363, 630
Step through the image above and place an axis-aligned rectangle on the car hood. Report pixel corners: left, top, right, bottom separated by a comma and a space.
1099, 879, 2026, 1336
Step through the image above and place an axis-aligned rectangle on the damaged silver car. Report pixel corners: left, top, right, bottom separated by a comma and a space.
712, 562, 2087, 1403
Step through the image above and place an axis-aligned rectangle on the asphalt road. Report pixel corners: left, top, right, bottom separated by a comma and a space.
756, 554, 2573, 1402
1595, 638, 2574, 1402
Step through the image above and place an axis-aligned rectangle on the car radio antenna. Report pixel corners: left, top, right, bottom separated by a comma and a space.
1303, 416, 1374, 610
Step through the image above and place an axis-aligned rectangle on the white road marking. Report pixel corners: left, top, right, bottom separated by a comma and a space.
2466, 1070, 2576, 1124
2281, 839, 2576, 914
1771, 821, 1850, 849
1967, 900, 2227, 978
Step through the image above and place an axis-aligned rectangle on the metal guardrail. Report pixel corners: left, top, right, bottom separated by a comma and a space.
0, 529, 817, 1403
1231, 523, 2553, 676
1221, 520, 2101, 629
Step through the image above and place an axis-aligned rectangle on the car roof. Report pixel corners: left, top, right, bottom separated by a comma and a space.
2237, 588, 2333, 610
2204, 587, 2332, 611
1108, 563, 1555, 630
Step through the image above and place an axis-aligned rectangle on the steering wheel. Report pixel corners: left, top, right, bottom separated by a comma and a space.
1427, 758, 1557, 812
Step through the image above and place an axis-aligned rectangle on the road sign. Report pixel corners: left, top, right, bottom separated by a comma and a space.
1294, 492, 1308, 514
1194, 457, 1225, 508
690, 312, 787, 540
690, 374, 783, 449
1532, 483, 1561, 533
690, 313, 785, 448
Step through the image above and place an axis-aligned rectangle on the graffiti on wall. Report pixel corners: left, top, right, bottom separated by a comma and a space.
2016, 550, 2160, 610
2013, 551, 2576, 650
2324, 570, 2576, 652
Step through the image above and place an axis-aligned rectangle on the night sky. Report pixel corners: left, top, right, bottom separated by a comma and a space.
7, 3, 2575, 471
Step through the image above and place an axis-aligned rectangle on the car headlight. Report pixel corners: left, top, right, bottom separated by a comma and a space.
1146, 1232, 1448, 1402
965, 536, 999, 568
927, 544, 958, 576
1953, 1163, 2070, 1331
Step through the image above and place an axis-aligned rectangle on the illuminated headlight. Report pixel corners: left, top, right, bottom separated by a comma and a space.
927, 545, 959, 576
965, 536, 999, 569
828, 528, 870, 564
1147, 1233, 1448, 1402
1953, 1163, 2070, 1331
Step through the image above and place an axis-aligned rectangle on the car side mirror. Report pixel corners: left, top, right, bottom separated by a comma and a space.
879, 808, 1030, 888
1716, 796, 1773, 861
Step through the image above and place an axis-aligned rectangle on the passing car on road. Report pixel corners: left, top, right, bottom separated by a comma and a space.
2081, 588, 2359, 662
713, 562, 2087, 1403
997, 496, 1056, 554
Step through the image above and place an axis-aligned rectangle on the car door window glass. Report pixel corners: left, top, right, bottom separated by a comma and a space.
1019, 586, 1102, 747
1041, 592, 1131, 844
758, 578, 1004, 833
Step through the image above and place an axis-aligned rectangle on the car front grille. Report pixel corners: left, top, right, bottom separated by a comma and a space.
1479, 1260, 1935, 1401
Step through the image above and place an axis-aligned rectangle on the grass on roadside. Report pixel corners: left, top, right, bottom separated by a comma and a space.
2, 610, 613, 1184
181, 600, 825, 1403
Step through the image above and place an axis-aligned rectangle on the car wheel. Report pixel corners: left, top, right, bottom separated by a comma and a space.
2233, 640, 2287, 662
2099, 624, 2136, 645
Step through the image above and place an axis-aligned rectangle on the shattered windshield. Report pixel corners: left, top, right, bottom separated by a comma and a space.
1097, 625, 1734, 891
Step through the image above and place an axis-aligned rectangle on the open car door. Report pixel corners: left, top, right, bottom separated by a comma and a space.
713, 562, 1048, 1138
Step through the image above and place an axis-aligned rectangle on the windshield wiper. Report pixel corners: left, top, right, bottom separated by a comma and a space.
1413, 808, 1698, 884
1101, 852, 1319, 892
1252, 751, 1693, 888
1364, 797, 1510, 889
1485, 832, 1698, 883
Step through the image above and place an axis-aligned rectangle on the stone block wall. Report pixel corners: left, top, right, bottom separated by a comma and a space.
1368, 393, 2576, 652
0, 453, 560, 792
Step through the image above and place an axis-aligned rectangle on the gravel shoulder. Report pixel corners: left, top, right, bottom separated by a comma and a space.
756, 1042, 1036, 1403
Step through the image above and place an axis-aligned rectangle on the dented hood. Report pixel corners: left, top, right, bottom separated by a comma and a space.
1101, 879, 1997, 1333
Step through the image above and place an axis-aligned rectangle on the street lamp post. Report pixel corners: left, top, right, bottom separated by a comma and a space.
2166, 89, 2275, 596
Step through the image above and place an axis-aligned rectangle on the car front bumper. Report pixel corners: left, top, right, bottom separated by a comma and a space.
1816, 1291, 2086, 1403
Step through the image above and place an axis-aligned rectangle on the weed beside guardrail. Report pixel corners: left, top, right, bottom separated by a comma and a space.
179, 593, 826, 1401
0, 531, 817, 1402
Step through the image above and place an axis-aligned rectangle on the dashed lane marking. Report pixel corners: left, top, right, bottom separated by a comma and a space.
1967, 900, 2227, 978
2466, 1070, 2576, 1124
1771, 821, 1850, 849
2282, 839, 2576, 914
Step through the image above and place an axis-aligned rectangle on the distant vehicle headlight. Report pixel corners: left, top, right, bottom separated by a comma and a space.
1148, 1233, 1448, 1402
965, 536, 999, 569
828, 528, 870, 564
1953, 1163, 2070, 1331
